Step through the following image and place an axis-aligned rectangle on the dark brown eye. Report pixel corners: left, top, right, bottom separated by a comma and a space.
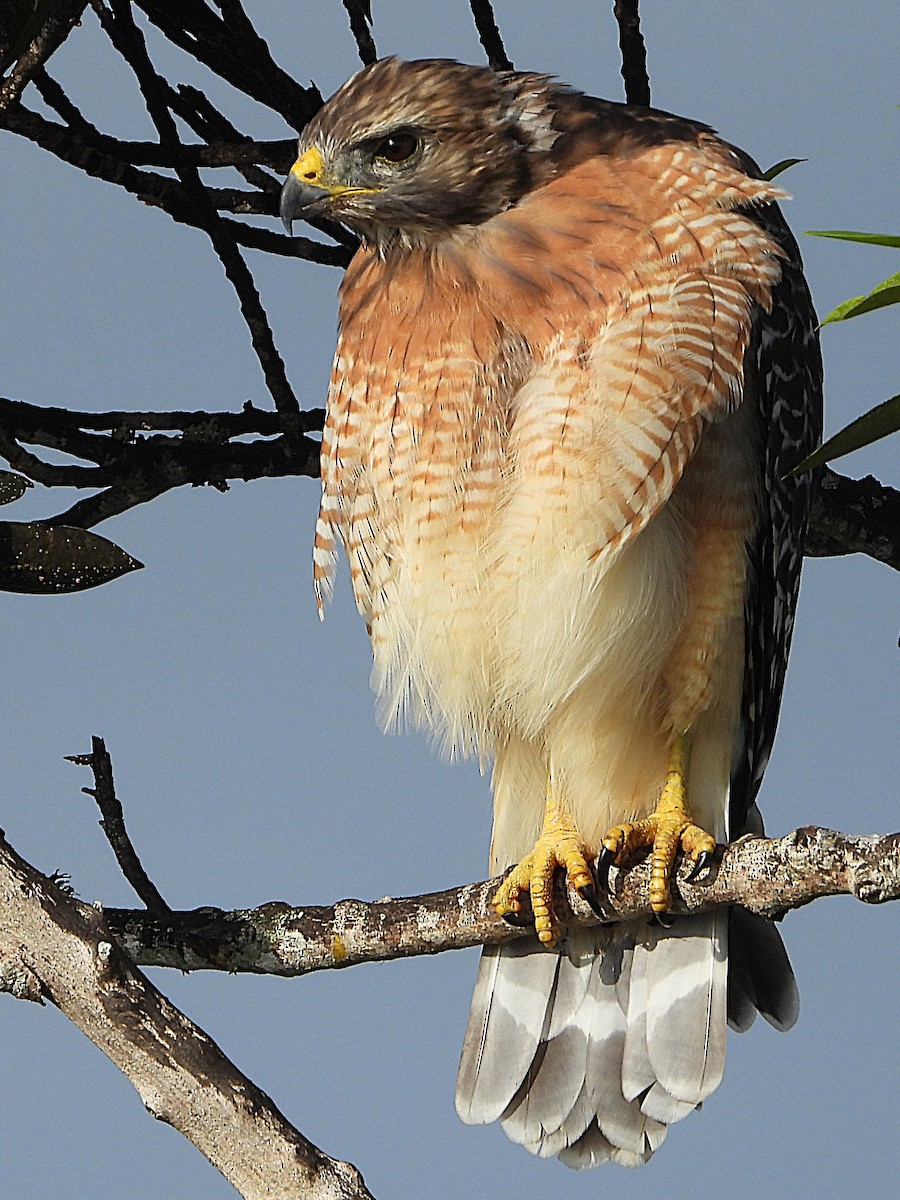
373, 132, 420, 164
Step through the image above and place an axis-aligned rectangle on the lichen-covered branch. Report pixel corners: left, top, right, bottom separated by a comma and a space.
0, 831, 375, 1200
104, 827, 900, 978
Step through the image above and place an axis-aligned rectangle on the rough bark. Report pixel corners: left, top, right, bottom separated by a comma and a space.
102, 827, 900, 977
0, 831, 374, 1200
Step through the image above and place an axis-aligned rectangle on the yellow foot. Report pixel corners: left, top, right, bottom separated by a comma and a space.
493, 794, 596, 947
598, 734, 716, 912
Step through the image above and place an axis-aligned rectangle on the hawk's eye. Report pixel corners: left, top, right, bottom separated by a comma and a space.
373, 132, 420, 164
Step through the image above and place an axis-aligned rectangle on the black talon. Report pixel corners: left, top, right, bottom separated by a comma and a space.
578, 881, 606, 919
685, 850, 712, 882
500, 910, 535, 928
653, 910, 676, 928
596, 846, 616, 894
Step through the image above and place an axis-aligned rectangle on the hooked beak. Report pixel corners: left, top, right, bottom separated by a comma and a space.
280, 146, 380, 233
280, 147, 333, 232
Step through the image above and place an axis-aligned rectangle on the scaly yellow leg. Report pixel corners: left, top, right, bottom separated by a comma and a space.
598, 733, 716, 912
493, 780, 596, 947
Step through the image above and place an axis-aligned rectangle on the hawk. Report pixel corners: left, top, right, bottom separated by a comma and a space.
280, 57, 822, 1167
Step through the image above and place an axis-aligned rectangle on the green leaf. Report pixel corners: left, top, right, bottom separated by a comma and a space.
761, 158, 807, 181
794, 393, 900, 473
820, 272, 900, 324
807, 230, 900, 249
0, 470, 32, 506
0, 522, 144, 594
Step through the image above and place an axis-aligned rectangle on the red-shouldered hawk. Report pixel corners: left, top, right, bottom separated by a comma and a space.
281, 57, 822, 1167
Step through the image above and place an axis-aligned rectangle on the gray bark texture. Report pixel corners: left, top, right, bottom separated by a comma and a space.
0, 832, 374, 1200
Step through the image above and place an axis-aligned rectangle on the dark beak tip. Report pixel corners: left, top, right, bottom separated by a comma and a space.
280, 172, 330, 235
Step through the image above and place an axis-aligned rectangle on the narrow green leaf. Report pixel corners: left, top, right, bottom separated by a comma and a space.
794, 393, 900, 472
820, 272, 900, 324
0, 522, 144, 594
807, 230, 900, 249
0, 470, 32, 505
762, 158, 807, 181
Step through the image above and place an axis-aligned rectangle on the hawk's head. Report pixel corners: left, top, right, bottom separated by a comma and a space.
280, 57, 559, 254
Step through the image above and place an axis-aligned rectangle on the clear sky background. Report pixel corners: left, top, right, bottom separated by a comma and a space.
1, 4, 898, 1198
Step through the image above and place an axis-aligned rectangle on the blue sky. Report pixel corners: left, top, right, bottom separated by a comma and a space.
1, 4, 898, 1198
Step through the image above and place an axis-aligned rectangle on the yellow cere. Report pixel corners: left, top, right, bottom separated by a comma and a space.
291, 146, 325, 184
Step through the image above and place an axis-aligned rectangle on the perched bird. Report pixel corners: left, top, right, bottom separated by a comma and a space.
281, 57, 822, 1167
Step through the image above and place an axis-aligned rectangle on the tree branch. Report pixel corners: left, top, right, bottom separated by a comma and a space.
0, 394, 897, 569
469, 0, 513, 71
93, 0, 300, 414
613, 0, 651, 106
0, 104, 351, 264
805, 466, 900, 571
0, 0, 88, 112
342, 0, 377, 67
0, 397, 323, 528
0, 830, 375, 1200
65, 735, 172, 914
104, 827, 900, 978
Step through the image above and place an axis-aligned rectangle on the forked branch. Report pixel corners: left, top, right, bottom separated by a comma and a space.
0, 831, 375, 1200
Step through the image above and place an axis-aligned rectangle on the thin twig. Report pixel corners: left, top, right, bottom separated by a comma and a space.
1, 105, 351, 264
342, 0, 377, 66
65, 736, 171, 914
613, 0, 651, 105
0, 395, 323, 527
469, 0, 513, 71
94, 0, 300, 415
134, 0, 324, 130
33, 68, 98, 131
105, 827, 900, 978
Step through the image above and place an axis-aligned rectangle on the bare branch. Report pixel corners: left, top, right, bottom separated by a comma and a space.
613, 0, 651, 106
105, 827, 900, 978
65, 736, 171, 914
0, 830, 375, 1200
92, 0, 300, 415
1, 393, 898, 570
0, 396, 322, 527
469, 0, 513, 71
134, 0, 323, 130
0, 105, 351, 264
0, 0, 88, 112
806, 466, 900, 571
342, 0, 377, 66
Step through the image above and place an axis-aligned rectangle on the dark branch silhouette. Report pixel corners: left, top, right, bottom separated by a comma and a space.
342, 0, 378, 66
613, 0, 651, 105
470, 0, 513, 71
66, 736, 172, 914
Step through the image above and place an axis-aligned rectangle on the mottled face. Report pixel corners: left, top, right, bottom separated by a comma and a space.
280, 58, 555, 252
